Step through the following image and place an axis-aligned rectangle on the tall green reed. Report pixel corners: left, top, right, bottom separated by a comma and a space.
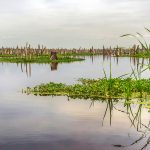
121, 27, 150, 52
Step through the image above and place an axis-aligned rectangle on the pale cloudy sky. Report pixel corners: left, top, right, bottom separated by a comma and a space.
0, 0, 150, 48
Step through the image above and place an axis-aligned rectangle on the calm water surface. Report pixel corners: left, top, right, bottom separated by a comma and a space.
0, 56, 150, 150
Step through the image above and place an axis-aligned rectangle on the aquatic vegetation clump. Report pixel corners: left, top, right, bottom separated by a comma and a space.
24, 78, 150, 100
0, 54, 84, 63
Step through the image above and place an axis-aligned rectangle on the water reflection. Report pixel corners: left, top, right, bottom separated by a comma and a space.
1, 56, 150, 78
8, 62, 58, 77
66, 94, 150, 150
51, 62, 58, 71
94, 98, 150, 150
1, 93, 150, 150
14, 55, 150, 77
20, 63, 32, 77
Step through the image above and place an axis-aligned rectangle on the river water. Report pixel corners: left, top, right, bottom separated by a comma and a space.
0, 56, 150, 150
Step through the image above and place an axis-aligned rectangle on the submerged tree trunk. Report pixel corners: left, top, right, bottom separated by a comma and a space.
50, 51, 58, 60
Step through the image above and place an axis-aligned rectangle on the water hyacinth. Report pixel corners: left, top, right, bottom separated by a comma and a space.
24, 78, 150, 100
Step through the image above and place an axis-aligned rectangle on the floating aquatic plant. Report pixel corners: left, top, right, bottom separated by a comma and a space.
23, 78, 150, 100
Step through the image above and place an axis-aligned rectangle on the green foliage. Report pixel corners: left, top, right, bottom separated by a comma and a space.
134, 52, 150, 58
24, 78, 150, 100
0, 54, 84, 63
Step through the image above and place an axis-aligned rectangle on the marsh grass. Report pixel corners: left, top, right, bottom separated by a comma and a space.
0, 54, 84, 63
121, 27, 150, 55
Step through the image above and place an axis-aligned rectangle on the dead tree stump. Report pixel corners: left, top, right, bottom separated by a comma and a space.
50, 51, 58, 60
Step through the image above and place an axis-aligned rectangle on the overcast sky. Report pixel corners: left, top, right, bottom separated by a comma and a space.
0, 0, 150, 48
